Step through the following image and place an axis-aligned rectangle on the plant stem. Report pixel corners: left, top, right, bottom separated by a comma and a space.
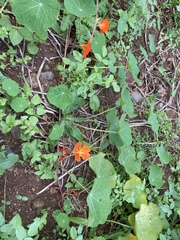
90, 0, 99, 41
106, 220, 132, 228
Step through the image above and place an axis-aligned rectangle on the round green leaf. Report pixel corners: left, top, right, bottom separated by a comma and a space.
123, 175, 147, 209
64, 0, 96, 17
11, 97, 29, 112
53, 211, 69, 228
27, 43, 39, 55
12, 0, 60, 34
2, 79, 20, 97
9, 29, 23, 45
149, 165, 164, 189
135, 203, 162, 240
156, 144, 170, 164
87, 153, 117, 227
47, 84, 73, 109
92, 34, 106, 55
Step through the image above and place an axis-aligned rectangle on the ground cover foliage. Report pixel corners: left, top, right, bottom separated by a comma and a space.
0, 0, 180, 239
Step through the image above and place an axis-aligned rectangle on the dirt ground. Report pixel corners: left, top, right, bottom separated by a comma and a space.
0, 1, 180, 238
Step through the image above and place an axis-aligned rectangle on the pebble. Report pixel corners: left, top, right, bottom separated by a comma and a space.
40, 71, 54, 81
11, 126, 21, 140
131, 90, 143, 103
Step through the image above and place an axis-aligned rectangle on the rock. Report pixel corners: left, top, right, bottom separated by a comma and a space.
5, 146, 13, 155
31, 198, 45, 215
40, 71, 54, 81
131, 90, 143, 103
11, 126, 21, 140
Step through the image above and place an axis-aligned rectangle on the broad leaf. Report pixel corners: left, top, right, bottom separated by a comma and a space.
2, 79, 20, 97
135, 203, 162, 240
156, 144, 170, 164
149, 165, 164, 189
64, 121, 83, 142
87, 153, 117, 227
53, 210, 69, 228
12, 0, 60, 34
123, 175, 147, 209
148, 103, 159, 133
120, 86, 135, 117
11, 97, 29, 112
49, 121, 65, 141
106, 109, 123, 149
119, 114, 132, 145
0, 153, 19, 170
47, 84, 73, 109
92, 34, 106, 55
128, 51, 140, 84
118, 145, 141, 175
89, 153, 117, 188
118, 10, 128, 35
64, 0, 96, 17
9, 29, 23, 45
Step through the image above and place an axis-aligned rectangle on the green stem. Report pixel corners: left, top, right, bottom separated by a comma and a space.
106, 220, 132, 228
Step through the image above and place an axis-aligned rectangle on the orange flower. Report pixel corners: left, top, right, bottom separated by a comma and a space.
57, 145, 70, 162
73, 142, 90, 162
80, 39, 91, 58
98, 19, 109, 34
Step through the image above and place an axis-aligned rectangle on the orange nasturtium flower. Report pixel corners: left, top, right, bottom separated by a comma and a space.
98, 19, 109, 34
73, 142, 90, 162
80, 39, 91, 58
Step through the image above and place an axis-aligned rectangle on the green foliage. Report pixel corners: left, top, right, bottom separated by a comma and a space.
47, 84, 73, 109
0, 211, 47, 239
149, 165, 164, 189
123, 175, 147, 209
133, 203, 162, 240
0, 152, 19, 175
64, 0, 96, 18
12, 0, 60, 35
87, 153, 117, 227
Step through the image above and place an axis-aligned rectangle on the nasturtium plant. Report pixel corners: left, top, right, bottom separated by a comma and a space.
12, 0, 60, 34
106, 109, 123, 149
149, 165, 164, 189
92, 34, 106, 56
9, 29, 23, 46
118, 145, 141, 175
0, 152, 19, 175
119, 114, 132, 145
128, 51, 140, 84
2, 79, 20, 97
135, 203, 162, 240
49, 121, 65, 141
87, 153, 117, 227
47, 84, 73, 109
148, 103, 159, 133
64, 0, 96, 17
123, 175, 147, 209
156, 144, 170, 164
53, 210, 69, 228
11, 97, 29, 113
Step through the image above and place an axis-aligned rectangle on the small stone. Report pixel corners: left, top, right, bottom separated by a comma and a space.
11, 126, 21, 140
131, 91, 143, 103
32, 198, 45, 211
5, 146, 13, 155
40, 71, 54, 81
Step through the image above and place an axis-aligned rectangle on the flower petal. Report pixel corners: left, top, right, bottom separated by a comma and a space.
80, 39, 91, 58
80, 146, 90, 160
98, 19, 109, 34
